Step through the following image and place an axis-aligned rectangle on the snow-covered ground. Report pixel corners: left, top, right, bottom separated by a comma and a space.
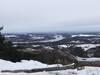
1, 67, 100, 75
39, 35, 65, 43
0, 59, 63, 71
13, 35, 65, 44
70, 41, 82, 43
72, 34, 100, 37
0, 59, 100, 75
77, 57, 100, 62
32, 36, 44, 40
4, 35, 17, 38
58, 45, 68, 49
76, 44, 100, 51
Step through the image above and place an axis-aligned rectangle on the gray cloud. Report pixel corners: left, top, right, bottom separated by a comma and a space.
0, 0, 100, 33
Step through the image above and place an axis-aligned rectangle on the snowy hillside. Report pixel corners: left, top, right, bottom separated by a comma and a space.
0, 59, 63, 70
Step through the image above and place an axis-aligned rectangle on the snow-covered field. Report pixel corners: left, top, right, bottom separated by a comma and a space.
58, 45, 68, 49
13, 35, 65, 44
58, 44, 100, 50
72, 34, 100, 37
40, 35, 65, 43
76, 44, 100, 51
77, 57, 100, 62
32, 36, 44, 40
0, 59, 100, 75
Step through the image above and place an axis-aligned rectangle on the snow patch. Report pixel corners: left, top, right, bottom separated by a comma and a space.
76, 44, 100, 51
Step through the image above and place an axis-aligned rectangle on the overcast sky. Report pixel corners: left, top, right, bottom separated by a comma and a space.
0, 0, 100, 33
